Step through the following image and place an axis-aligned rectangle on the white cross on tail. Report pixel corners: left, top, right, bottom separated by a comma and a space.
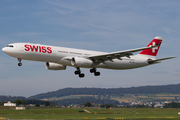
149, 42, 158, 53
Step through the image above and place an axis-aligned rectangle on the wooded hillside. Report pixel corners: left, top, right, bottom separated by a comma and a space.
28, 84, 180, 99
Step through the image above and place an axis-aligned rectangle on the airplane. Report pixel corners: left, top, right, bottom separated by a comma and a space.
2, 36, 175, 78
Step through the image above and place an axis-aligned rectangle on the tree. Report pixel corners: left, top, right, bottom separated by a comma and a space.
35, 104, 40, 107
164, 102, 180, 108
13, 99, 26, 106
45, 101, 50, 106
0, 101, 6, 106
100, 104, 105, 108
84, 102, 91, 107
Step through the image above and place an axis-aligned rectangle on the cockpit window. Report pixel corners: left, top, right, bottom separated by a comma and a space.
7, 45, 14, 47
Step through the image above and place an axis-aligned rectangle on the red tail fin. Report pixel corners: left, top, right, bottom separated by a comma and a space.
139, 36, 162, 56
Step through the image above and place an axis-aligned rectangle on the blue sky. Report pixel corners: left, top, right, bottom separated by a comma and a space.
0, 0, 180, 97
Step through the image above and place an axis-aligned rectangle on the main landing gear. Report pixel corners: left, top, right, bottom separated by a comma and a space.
74, 68, 101, 78
90, 68, 100, 76
18, 58, 22, 66
74, 67, 85, 78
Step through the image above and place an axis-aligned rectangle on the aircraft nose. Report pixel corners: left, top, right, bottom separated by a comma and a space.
2, 47, 6, 53
2, 46, 16, 56
2, 47, 9, 54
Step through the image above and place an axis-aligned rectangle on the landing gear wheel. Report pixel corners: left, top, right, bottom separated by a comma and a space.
94, 71, 100, 76
90, 68, 96, 73
79, 73, 85, 78
75, 71, 80, 75
18, 63, 22, 66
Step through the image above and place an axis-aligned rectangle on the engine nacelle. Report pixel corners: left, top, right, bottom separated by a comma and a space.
71, 57, 93, 67
46, 62, 66, 70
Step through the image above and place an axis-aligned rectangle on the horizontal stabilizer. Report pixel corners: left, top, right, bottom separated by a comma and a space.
148, 57, 176, 64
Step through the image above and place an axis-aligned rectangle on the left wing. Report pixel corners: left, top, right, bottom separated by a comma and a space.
88, 45, 159, 62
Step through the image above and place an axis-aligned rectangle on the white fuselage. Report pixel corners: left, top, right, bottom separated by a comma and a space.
2, 43, 150, 70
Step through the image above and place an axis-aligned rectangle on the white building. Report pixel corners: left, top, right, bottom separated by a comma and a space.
4, 101, 16, 106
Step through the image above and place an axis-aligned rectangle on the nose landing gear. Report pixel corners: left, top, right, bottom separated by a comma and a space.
18, 58, 22, 66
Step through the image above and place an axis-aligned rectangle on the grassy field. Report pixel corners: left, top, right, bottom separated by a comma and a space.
0, 107, 180, 119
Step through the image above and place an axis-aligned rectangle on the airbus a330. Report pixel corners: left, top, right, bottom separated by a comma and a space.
2, 36, 175, 78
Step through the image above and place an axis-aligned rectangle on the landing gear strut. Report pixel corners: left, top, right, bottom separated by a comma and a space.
74, 67, 85, 78
90, 68, 100, 76
18, 58, 22, 66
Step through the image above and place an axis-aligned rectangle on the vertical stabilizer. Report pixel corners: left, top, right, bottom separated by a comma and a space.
139, 36, 162, 57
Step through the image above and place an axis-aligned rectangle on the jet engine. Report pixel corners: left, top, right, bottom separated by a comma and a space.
46, 62, 66, 70
71, 57, 93, 67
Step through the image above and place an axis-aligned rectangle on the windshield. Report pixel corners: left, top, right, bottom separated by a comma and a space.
7, 45, 14, 47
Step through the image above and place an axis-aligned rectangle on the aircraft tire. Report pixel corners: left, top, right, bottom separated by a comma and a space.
90, 68, 96, 73
79, 73, 85, 78
94, 72, 100, 76
18, 63, 22, 66
75, 71, 80, 75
